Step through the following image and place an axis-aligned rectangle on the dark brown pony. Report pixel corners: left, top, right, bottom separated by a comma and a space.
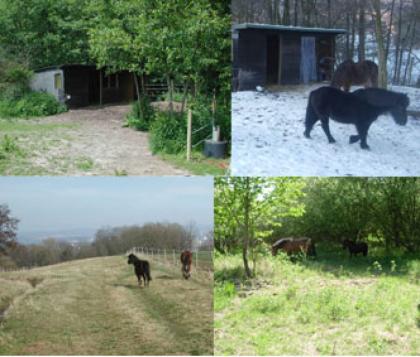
271, 237, 316, 257
180, 251, 193, 279
331, 60, 378, 92
127, 253, 151, 287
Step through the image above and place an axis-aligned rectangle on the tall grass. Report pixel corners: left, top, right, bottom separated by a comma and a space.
215, 252, 420, 355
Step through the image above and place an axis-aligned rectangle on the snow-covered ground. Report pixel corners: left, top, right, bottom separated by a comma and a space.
231, 84, 420, 176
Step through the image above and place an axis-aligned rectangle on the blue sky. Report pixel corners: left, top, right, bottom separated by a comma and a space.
0, 177, 213, 240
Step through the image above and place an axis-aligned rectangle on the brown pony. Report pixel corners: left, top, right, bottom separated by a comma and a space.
331, 60, 378, 92
180, 251, 193, 279
272, 237, 316, 257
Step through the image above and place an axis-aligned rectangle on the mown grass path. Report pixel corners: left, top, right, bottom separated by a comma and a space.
0, 106, 188, 175
0, 256, 213, 355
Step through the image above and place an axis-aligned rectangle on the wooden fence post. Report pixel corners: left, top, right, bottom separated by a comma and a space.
99, 69, 103, 106
187, 109, 192, 161
195, 251, 198, 270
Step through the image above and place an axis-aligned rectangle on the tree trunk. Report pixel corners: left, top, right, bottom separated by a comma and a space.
350, 4, 357, 60
408, 57, 414, 84
242, 177, 252, 278
385, 0, 396, 62
397, 21, 412, 84
283, 0, 290, 25
180, 81, 189, 115
345, 10, 350, 58
327, 0, 332, 27
133, 73, 143, 118
166, 75, 173, 118
403, 20, 417, 85
393, 0, 403, 83
293, 0, 298, 26
358, 0, 366, 62
372, 0, 387, 88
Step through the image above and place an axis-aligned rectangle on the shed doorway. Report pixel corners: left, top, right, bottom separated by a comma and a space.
300, 36, 317, 84
266, 35, 279, 85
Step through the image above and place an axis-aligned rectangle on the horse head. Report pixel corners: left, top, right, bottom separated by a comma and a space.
127, 253, 136, 265
342, 239, 350, 249
390, 93, 410, 126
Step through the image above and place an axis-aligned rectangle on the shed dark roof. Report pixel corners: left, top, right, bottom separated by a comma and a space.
233, 23, 347, 35
34, 64, 96, 73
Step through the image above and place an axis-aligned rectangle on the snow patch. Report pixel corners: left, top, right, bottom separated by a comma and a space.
232, 84, 420, 176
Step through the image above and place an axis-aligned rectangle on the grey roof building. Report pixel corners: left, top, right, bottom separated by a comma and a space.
232, 23, 346, 91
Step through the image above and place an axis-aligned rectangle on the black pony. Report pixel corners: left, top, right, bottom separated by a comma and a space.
127, 253, 152, 287
304, 86, 409, 149
342, 239, 368, 257
353, 88, 409, 122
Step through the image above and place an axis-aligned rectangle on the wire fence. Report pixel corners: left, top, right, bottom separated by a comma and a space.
126, 247, 214, 273
0, 267, 30, 273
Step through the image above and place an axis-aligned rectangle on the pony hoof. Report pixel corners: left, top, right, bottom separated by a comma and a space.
328, 138, 336, 144
349, 135, 360, 144
361, 144, 370, 150
304, 131, 311, 138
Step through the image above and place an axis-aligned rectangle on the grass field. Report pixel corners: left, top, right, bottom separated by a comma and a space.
0, 120, 80, 175
158, 152, 229, 176
0, 255, 213, 355
214, 248, 420, 355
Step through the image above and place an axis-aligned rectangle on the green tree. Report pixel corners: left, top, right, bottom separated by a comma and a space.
0, 0, 92, 68
0, 205, 19, 255
215, 177, 306, 277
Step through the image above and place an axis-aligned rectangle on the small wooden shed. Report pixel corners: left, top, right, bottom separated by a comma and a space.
232, 23, 346, 91
30, 64, 135, 108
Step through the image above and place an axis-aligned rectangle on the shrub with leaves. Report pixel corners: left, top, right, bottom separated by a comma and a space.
149, 111, 186, 154
0, 92, 67, 118
125, 97, 154, 131
0, 59, 33, 101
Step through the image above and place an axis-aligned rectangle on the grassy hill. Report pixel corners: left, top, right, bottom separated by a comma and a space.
214, 251, 420, 355
0, 255, 213, 355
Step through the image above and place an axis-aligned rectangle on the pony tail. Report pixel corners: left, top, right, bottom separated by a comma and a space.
304, 92, 318, 138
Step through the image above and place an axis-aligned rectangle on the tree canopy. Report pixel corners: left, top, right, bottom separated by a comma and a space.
215, 177, 420, 276
0, 205, 19, 255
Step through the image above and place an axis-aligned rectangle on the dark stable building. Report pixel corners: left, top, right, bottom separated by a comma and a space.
31, 64, 135, 108
232, 23, 346, 91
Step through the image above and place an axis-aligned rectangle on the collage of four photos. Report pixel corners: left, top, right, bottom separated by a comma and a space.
0, 0, 419, 356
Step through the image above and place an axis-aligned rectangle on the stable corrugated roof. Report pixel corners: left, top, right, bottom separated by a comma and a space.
233, 23, 346, 34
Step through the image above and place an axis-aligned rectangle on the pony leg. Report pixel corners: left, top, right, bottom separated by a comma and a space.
349, 135, 360, 144
304, 100, 318, 138
355, 122, 371, 150
320, 117, 336, 143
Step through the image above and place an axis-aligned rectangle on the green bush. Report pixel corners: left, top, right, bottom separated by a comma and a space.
125, 97, 154, 131
149, 111, 186, 154
158, 91, 186, 102
0, 61, 33, 100
0, 91, 67, 118
148, 95, 230, 155
190, 95, 231, 144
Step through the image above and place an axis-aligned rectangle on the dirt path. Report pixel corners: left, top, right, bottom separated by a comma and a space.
14, 105, 188, 175
0, 256, 213, 355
